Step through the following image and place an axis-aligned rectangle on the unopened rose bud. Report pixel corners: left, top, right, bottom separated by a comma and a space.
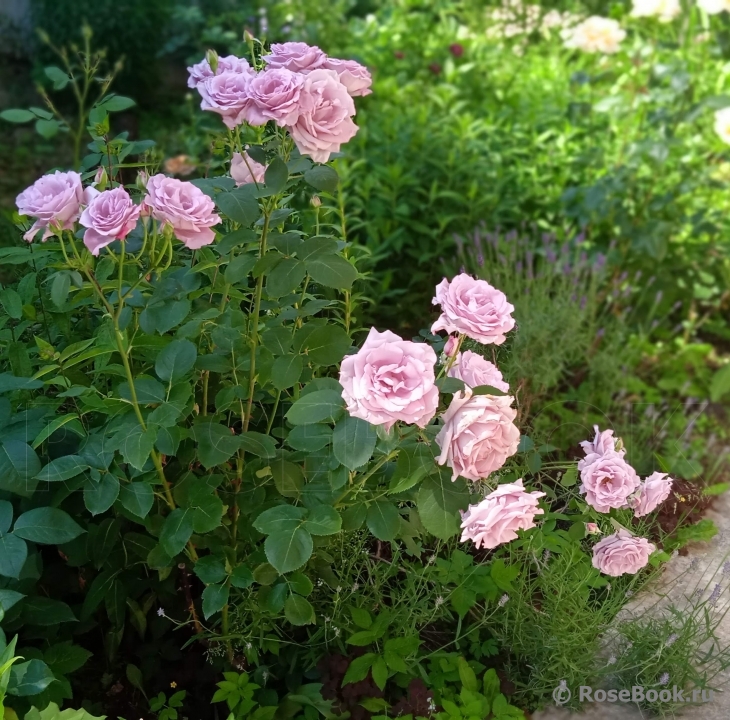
244, 29, 255, 44
136, 170, 149, 190
443, 335, 458, 357
586, 522, 601, 535
449, 43, 464, 58
206, 49, 219, 74
310, 195, 321, 208
93, 166, 108, 189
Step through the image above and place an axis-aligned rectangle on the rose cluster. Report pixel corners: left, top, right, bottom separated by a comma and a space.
187, 43, 372, 163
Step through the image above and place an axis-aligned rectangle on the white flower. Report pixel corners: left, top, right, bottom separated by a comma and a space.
562, 16, 626, 54
715, 107, 730, 145
435, 596, 445, 608
157, 607, 166, 617
631, 0, 681, 22
498, 594, 510, 607
698, 0, 730, 13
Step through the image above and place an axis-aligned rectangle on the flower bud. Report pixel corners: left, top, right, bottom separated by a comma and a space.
93, 166, 108, 190
443, 335, 458, 357
136, 170, 149, 190
310, 195, 322, 208
206, 49, 219, 74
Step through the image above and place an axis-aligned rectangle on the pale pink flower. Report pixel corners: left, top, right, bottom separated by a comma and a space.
580, 425, 623, 460
287, 69, 359, 163
631, 472, 673, 517
443, 336, 459, 357
586, 522, 601, 535
143, 175, 221, 250
339, 328, 439, 431
592, 529, 655, 576
578, 452, 640, 513
263, 42, 327, 73
448, 350, 509, 392
187, 54, 253, 90
435, 391, 520, 481
562, 16, 626, 54
460, 480, 545, 549
231, 152, 267, 186
16, 171, 84, 242
244, 68, 304, 126
198, 72, 254, 129
431, 274, 515, 345
79, 186, 141, 256
323, 58, 373, 97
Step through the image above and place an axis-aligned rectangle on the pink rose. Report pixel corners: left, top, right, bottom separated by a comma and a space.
187, 54, 253, 89
448, 350, 509, 392
460, 480, 545, 550
263, 42, 327, 73
580, 425, 623, 459
244, 68, 304, 126
443, 336, 459, 357
198, 72, 254, 129
592, 529, 655, 577
631, 472, 673, 518
435, 391, 520, 481
286, 69, 359, 163
16, 171, 84, 242
339, 327, 439, 431
143, 175, 221, 250
231, 152, 267, 186
431, 274, 515, 345
323, 58, 373, 97
79, 187, 141, 256
586, 522, 601, 535
578, 452, 640, 513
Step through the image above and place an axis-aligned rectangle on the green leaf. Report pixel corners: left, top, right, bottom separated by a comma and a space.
286, 424, 332, 451
266, 258, 306, 297
296, 236, 338, 261
471, 384, 508, 397
100, 94, 136, 111
51, 271, 71, 308
230, 565, 254, 589
13, 507, 84, 544
305, 254, 357, 290
711, 364, 730, 402
0, 374, 43, 393
190, 493, 224, 533
264, 156, 289, 194
8, 659, 55, 696
32, 413, 85, 449
371, 656, 388, 691
84, 474, 120, 515
254, 505, 306, 534
265, 527, 313, 574
458, 657, 478, 692
271, 354, 303, 390
560, 465, 578, 487
81, 570, 118, 620
483, 668, 501, 704
239, 431, 277, 458
0, 534, 27, 579
286, 389, 344, 425
332, 416, 377, 470
284, 594, 315, 626
44, 66, 70, 89
44, 642, 92, 675
224, 254, 257, 283
35, 454, 89, 483
342, 653, 376, 686
271, 460, 305, 498
288, 572, 313, 596
0, 440, 41, 496
119, 482, 154, 518
388, 444, 434, 494
366, 502, 401, 541
417, 475, 470, 540
0, 589, 24, 612
0, 288, 22, 319
303, 506, 341, 536
351, 606, 372, 629
194, 555, 227, 584
156, 339, 197, 382
304, 166, 339, 192
202, 583, 229, 619
22, 596, 77, 625
119, 378, 166, 404
160, 508, 195, 556
304, 325, 351, 366
0, 109, 35, 123
217, 187, 260, 226
436, 377, 466, 394
490, 559, 520, 592
0, 499, 12, 534
193, 421, 241, 469
116, 424, 156, 470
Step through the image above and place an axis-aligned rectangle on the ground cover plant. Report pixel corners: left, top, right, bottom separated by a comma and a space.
1, 2, 730, 719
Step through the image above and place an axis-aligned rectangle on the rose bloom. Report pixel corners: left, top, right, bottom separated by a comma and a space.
79, 186, 141, 256
715, 108, 730, 145
263, 42, 327, 73
431, 274, 515, 345
460, 480, 545, 550
143, 175, 221, 250
562, 16, 626, 54
448, 350, 509, 392
631, 471, 673, 518
187, 54, 252, 90
16, 171, 84, 242
592, 529, 655, 577
697, 0, 730, 13
339, 328, 439, 431
244, 68, 304, 126
231, 152, 267, 186
578, 452, 640, 513
435, 391, 520, 481
323, 58, 372, 97
287, 69, 359, 163
630, 0, 681, 22
580, 425, 623, 460
198, 72, 254, 129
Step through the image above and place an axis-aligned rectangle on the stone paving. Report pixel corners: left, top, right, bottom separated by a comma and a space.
532, 491, 730, 720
